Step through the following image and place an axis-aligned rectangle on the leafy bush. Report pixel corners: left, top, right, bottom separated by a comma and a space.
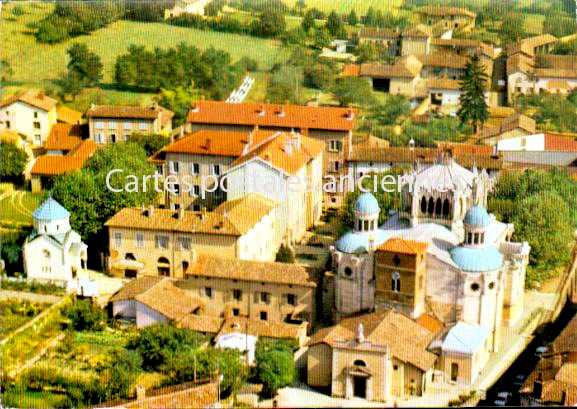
275, 245, 295, 263
62, 299, 106, 332
127, 133, 170, 156
255, 349, 295, 397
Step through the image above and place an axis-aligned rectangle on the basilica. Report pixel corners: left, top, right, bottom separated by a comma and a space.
328, 155, 531, 352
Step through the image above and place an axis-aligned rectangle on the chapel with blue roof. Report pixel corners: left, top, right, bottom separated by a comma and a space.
328, 156, 531, 363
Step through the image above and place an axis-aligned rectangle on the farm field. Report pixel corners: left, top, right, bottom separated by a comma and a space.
1, 2, 288, 85
283, 0, 404, 15
0, 190, 43, 229
0, 299, 50, 339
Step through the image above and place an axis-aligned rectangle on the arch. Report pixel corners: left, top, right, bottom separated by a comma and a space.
443, 199, 450, 217
421, 196, 427, 214
353, 359, 367, 367
391, 271, 401, 292
158, 257, 170, 277
125, 253, 136, 261
428, 197, 435, 215
435, 198, 442, 217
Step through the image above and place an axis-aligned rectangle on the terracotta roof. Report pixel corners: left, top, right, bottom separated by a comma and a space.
481, 113, 536, 139
360, 55, 423, 79
219, 317, 305, 340
378, 238, 429, 255
105, 207, 244, 236
178, 314, 223, 334
151, 129, 276, 161
521, 357, 577, 405
506, 52, 535, 75
417, 5, 476, 18
342, 64, 361, 77
0, 90, 57, 111
418, 53, 469, 69
416, 313, 443, 333
185, 100, 358, 132
359, 27, 401, 40
213, 193, 276, 235
544, 133, 577, 152
109, 276, 164, 302
133, 279, 204, 321
308, 310, 437, 371
427, 78, 461, 90
108, 382, 219, 409
86, 104, 173, 121
44, 123, 85, 151
188, 254, 316, 288
31, 139, 96, 176
57, 106, 83, 125
547, 80, 571, 90
436, 142, 494, 155
551, 314, 577, 354
431, 38, 494, 57
535, 68, 577, 79
489, 106, 516, 119
229, 131, 325, 176
508, 35, 558, 57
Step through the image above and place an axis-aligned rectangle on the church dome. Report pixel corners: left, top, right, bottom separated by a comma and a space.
336, 229, 389, 254
354, 192, 380, 214
464, 205, 490, 227
32, 197, 70, 221
450, 245, 503, 272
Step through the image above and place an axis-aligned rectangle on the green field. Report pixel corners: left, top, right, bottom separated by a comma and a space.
283, 0, 404, 15
0, 191, 43, 228
1, 2, 288, 85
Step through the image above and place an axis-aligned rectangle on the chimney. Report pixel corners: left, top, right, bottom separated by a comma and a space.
148, 205, 154, 217
205, 138, 211, 152
346, 108, 354, 120
37, 91, 45, 100
258, 104, 265, 116
136, 386, 146, 401
277, 105, 285, 117
190, 102, 199, 112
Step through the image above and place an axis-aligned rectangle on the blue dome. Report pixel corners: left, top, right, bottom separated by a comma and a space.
450, 245, 503, 272
32, 197, 70, 221
464, 205, 490, 227
355, 193, 380, 214
336, 229, 389, 254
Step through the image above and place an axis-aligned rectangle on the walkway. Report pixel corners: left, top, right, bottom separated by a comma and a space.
0, 290, 62, 304
226, 76, 254, 103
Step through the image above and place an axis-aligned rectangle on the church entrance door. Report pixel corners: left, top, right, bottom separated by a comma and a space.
353, 376, 367, 398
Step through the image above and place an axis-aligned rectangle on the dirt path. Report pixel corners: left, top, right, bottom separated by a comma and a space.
0, 290, 62, 304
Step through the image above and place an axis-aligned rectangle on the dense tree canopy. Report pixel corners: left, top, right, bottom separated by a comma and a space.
254, 339, 296, 397
0, 142, 27, 184
251, 9, 287, 37
458, 54, 489, 133
331, 77, 375, 107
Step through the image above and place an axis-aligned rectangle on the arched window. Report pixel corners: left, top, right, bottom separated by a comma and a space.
435, 198, 442, 217
391, 271, 400, 292
125, 253, 136, 261
421, 197, 427, 214
353, 359, 366, 367
443, 199, 450, 217
474, 233, 479, 244
467, 232, 473, 245
158, 257, 170, 277
428, 198, 435, 215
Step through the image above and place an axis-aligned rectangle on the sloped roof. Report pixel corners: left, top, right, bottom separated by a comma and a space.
417, 53, 469, 69
31, 139, 96, 176
545, 133, 577, 152
229, 131, 325, 176
416, 313, 443, 333
431, 38, 494, 57
342, 64, 361, 77
378, 238, 429, 255
109, 276, 164, 302
441, 322, 489, 354
186, 100, 358, 132
0, 90, 57, 111
32, 197, 70, 221
134, 279, 203, 321
417, 5, 476, 18
218, 317, 305, 340
44, 123, 85, 151
308, 310, 437, 371
480, 113, 536, 139
213, 193, 276, 235
178, 314, 223, 334
551, 314, 577, 354
86, 104, 173, 121
188, 254, 316, 288
360, 56, 423, 79
57, 106, 83, 125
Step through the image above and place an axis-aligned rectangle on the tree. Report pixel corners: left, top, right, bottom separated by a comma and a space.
66, 43, 103, 87
312, 27, 331, 49
252, 10, 286, 37
325, 11, 345, 38
0, 142, 27, 184
1, 59, 14, 81
499, 14, 526, 46
127, 133, 170, 156
304, 63, 336, 90
57, 71, 84, 101
332, 77, 375, 107
458, 54, 489, 133
368, 96, 411, 126
347, 9, 359, 26
544, 14, 575, 38
275, 244, 295, 263
157, 86, 199, 126
301, 9, 316, 32
266, 66, 304, 103
295, 0, 307, 15
255, 349, 295, 397
62, 299, 107, 331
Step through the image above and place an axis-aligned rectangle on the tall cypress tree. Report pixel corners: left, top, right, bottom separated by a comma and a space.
458, 54, 489, 134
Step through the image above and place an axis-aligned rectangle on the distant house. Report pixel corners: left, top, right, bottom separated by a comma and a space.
0, 90, 57, 146
480, 113, 537, 144
164, 0, 212, 19
23, 197, 88, 285
30, 124, 96, 192
86, 103, 173, 144
415, 6, 477, 31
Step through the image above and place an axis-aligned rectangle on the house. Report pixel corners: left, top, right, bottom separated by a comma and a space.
223, 131, 324, 245
358, 56, 424, 97
0, 90, 57, 146
480, 113, 537, 144
86, 103, 174, 144
307, 310, 437, 401
357, 26, 432, 57
105, 193, 278, 278
164, 0, 212, 19
23, 197, 88, 285
415, 6, 477, 31
496, 131, 577, 152
215, 332, 258, 365
184, 100, 357, 208
30, 124, 96, 192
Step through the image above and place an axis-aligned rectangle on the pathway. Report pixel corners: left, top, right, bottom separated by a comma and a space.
0, 290, 62, 304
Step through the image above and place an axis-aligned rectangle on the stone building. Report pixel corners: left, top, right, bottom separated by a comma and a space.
415, 6, 477, 31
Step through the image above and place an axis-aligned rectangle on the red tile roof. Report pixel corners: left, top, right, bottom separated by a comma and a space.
31, 139, 96, 176
186, 100, 358, 131
57, 106, 83, 125
342, 64, 361, 77
0, 90, 57, 112
44, 124, 85, 151
545, 133, 577, 152
378, 238, 429, 255
86, 104, 174, 121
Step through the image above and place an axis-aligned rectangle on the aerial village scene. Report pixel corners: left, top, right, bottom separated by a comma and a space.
1, 0, 577, 407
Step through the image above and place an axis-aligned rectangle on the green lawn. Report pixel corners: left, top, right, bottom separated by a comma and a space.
1, 2, 288, 85
0, 191, 43, 227
524, 14, 545, 35
2, 389, 66, 409
283, 0, 404, 15
0, 299, 50, 339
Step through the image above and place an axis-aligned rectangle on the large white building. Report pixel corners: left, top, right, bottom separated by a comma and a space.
23, 197, 88, 284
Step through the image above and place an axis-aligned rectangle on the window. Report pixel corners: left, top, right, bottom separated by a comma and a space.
233, 289, 242, 301
328, 140, 343, 152
344, 267, 353, 277
488, 281, 495, 290
233, 308, 240, 316
260, 292, 270, 304
190, 185, 200, 197
170, 161, 179, 174
392, 271, 400, 292
5, 121, 10, 129
212, 164, 221, 176
123, 122, 132, 130
109, 122, 116, 130
95, 121, 104, 129
139, 122, 147, 130
260, 311, 268, 320
451, 363, 459, 382
191, 163, 200, 175
178, 237, 191, 251
95, 133, 105, 144
471, 283, 480, 291
111, 134, 117, 143
193, 204, 201, 211
393, 254, 401, 266
124, 134, 130, 142
136, 233, 144, 248
114, 232, 122, 247
173, 184, 180, 195
155, 235, 169, 249
330, 161, 340, 172
205, 287, 213, 298
43, 249, 51, 259
286, 294, 296, 306
33, 121, 41, 129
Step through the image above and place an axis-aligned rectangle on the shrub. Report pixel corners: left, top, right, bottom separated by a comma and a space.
255, 349, 295, 397
275, 245, 295, 263
236, 56, 259, 72
62, 299, 106, 332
